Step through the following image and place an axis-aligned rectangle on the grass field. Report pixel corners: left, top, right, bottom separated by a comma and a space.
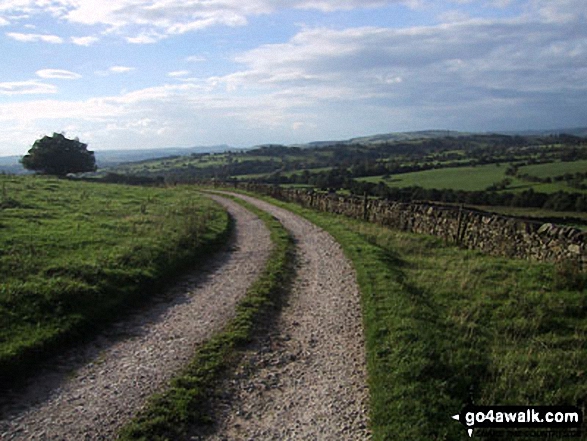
0, 176, 230, 383
356, 164, 511, 190
518, 160, 587, 179
248, 192, 586, 440
356, 163, 586, 194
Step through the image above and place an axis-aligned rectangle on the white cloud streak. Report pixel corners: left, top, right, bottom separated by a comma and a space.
36, 69, 82, 79
109, 65, 135, 73
71, 35, 99, 45
0, 0, 412, 43
6, 31, 63, 43
0, 80, 57, 95
168, 70, 190, 77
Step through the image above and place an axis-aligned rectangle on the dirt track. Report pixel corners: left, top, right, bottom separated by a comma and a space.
0, 195, 272, 440
200, 192, 370, 440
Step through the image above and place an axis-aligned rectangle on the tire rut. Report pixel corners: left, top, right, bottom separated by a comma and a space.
199, 192, 370, 440
0, 195, 272, 440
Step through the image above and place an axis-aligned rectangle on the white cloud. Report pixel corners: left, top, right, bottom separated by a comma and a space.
125, 32, 165, 44
0, 0, 415, 43
36, 69, 82, 79
95, 65, 136, 76
71, 35, 99, 45
6, 32, 63, 43
205, 19, 587, 135
0, 16, 9, 26
168, 70, 190, 77
0, 80, 57, 95
529, 0, 587, 23
292, 0, 396, 12
109, 66, 135, 73
1, 0, 585, 47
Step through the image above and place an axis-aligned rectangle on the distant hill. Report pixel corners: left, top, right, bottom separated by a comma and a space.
497, 127, 587, 138
0, 156, 29, 175
94, 145, 234, 167
0, 145, 234, 174
298, 128, 586, 148
1, 128, 585, 174
297, 130, 466, 148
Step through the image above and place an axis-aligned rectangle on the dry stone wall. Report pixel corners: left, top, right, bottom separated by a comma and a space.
213, 182, 587, 269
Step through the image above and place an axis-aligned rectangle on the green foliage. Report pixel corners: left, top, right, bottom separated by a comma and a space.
21, 133, 97, 176
0, 176, 230, 384
250, 193, 586, 441
118, 195, 294, 441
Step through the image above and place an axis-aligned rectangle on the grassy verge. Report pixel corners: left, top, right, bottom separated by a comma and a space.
0, 175, 230, 386
236, 190, 586, 440
117, 193, 294, 440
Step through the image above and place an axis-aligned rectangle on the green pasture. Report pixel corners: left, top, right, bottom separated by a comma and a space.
518, 160, 587, 178
356, 163, 586, 193
0, 175, 229, 383
356, 164, 513, 191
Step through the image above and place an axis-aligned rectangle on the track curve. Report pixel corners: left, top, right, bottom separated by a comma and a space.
0, 195, 272, 440
201, 192, 370, 440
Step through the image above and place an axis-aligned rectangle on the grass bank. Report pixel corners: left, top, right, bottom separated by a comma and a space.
117, 193, 294, 440
239, 191, 586, 440
0, 176, 230, 386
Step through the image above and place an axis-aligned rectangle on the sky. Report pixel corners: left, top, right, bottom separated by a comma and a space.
0, 0, 586, 156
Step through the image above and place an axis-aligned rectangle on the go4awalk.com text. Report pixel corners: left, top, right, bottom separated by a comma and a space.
452, 405, 583, 438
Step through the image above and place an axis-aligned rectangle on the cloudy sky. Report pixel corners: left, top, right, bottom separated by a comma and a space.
0, 0, 586, 155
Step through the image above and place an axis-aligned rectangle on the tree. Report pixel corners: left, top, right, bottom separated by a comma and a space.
21, 133, 97, 176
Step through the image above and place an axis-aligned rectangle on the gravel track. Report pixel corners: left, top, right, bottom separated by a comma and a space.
200, 192, 370, 440
0, 195, 272, 440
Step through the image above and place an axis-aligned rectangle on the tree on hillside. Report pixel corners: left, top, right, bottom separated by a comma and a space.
21, 133, 97, 176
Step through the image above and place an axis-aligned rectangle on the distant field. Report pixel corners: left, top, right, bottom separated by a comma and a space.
356, 164, 513, 191
518, 160, 587, 178
0, 175, 229, 381
233, 172, 272, 180
282, 166, 333, 178
356, 163, 587, 193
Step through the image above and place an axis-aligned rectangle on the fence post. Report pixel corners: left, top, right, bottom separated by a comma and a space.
363, 192, 369, 221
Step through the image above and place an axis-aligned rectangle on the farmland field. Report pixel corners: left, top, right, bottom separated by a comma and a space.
518, 160, 587, 178
356, 164, 511, 190
356, 163, 587, 194
0, 175, 229, 382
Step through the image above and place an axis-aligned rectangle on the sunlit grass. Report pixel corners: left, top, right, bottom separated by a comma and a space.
245, 192, 586, 440
0, 175, 230, 383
